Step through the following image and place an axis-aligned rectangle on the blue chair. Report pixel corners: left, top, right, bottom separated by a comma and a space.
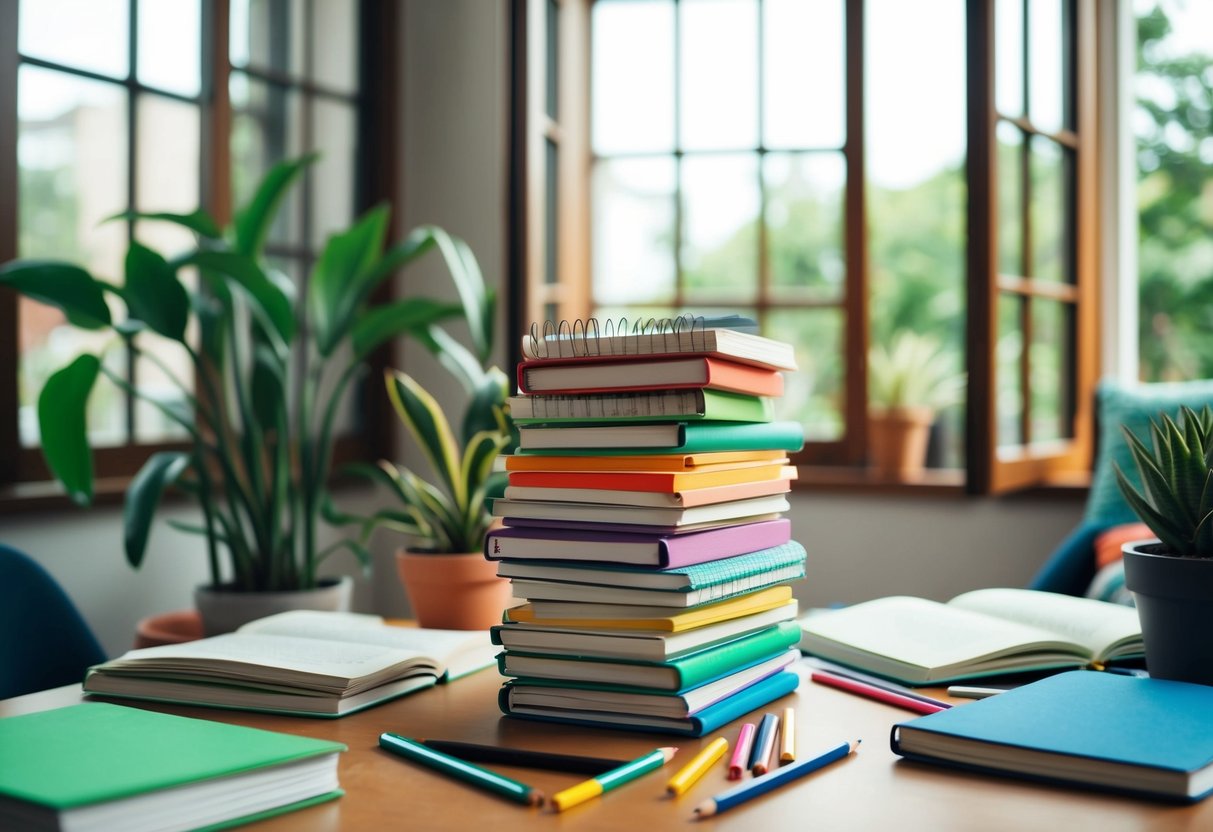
1029, 377, 1213, 597
0, 543, 106, 699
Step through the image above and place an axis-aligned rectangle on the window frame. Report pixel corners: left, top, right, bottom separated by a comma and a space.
0, 0, 398, 507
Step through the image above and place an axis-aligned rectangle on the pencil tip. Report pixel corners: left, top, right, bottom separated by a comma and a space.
661, 746, 678, 761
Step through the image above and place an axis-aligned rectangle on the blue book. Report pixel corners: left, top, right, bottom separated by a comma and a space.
891, 671, 1213, 802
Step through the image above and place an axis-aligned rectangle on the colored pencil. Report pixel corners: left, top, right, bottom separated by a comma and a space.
379, 733, 544, 806
551, 747, 677, 812
779, 707, 796, 762
694, 740, 860, 819
728, 723, 756, 780
810, 670, 950, 715
419, 739, 628, 774
749, 713, 780, 775
666, 737, 729, 796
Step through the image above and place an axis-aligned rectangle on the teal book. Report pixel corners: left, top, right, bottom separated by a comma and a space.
497, 624, 802, 690
0, 702, 345, 830
507, 389, 775, 425
499, 668, 800, 737
891, 671, 1213, 801
516, 419, 804, 455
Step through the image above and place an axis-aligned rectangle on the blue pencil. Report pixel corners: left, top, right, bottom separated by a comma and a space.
694, 740, 860, 819
748, 713, 780, 775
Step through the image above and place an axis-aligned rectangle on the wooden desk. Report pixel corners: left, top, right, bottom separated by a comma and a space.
3, 664, 1208, 831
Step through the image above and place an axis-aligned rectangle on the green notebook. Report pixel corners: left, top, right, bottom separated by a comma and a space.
0, 702, 345, 831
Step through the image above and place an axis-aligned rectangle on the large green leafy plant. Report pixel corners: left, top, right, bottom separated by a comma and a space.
0, 156, 497, 590
1115, 405, 1213, 558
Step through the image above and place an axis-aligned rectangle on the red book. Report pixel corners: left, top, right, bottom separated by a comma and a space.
516, 356, 784, 397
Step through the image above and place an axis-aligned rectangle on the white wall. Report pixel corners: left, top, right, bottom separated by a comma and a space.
0, 1, 1088, 659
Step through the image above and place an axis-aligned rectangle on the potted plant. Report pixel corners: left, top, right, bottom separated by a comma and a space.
0, 155, 488, 635
866, 331, 965, 479
1114, 404, 1213, 685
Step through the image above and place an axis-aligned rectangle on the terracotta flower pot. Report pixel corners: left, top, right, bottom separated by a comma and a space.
396, 549, 513, 630
194, 576, 354, 636
1122, 539, 1213, 686
868, 406, 934, 480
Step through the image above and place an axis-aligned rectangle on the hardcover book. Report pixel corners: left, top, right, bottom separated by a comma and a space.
504, 585, 795, 631
503, 449, 787, 472
521, 322, 797, 370
501, 474, 795, 508
490, 494, 791, 529
507, 389, 774, 425
515, 420, 805, 454
891, 671, 1213, 801
517, 356, 784, 397
0, 703, 344, 831
800, 589, 1143, 685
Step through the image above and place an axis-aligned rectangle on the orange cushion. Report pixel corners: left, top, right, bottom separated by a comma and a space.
1093, 522, 1154, 570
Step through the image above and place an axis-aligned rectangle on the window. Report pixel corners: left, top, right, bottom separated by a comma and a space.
513, 0, 1098, 492
0, 0, 393, 498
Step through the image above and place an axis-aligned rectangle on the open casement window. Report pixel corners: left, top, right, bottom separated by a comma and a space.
967, 0, 1098, 494
0, 0, 392, 501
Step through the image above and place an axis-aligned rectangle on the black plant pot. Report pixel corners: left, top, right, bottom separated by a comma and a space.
1122, 540, 1213, 686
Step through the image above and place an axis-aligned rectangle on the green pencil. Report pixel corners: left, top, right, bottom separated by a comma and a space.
379, 733, 544, 806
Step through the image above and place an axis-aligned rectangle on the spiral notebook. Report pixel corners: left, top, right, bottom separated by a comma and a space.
521, 315, 797, 371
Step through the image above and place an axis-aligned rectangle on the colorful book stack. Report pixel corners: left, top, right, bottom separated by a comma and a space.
486, 316, 806, 736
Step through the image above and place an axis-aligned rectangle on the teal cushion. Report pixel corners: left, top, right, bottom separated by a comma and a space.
1085, 377, 1213, 527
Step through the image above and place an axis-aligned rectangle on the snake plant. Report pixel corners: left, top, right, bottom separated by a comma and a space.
1114, 405, 1213, 558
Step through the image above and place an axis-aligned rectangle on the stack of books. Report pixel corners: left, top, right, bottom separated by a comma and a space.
487, 317, 806, 736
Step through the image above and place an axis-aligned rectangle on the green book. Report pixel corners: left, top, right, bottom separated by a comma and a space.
516, 419, 805, 455
497, 621, 803, 691
508, 389, 774, 425
0, 702, 344, 830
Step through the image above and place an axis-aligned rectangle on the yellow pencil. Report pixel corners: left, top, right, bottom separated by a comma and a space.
666, 737, 729, 796
780, 707, 796, 762
551, 747, 677, 812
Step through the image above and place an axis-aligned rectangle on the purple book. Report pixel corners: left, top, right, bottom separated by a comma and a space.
483, 518, 791, 567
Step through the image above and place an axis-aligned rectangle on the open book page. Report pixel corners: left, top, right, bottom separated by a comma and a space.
801, 596, 1089, 680
946, 589, 1144, 662
239, 610, 496, 680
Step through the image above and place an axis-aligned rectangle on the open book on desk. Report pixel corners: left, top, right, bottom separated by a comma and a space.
800, 588, 1144, 685
83, 611, 497, 717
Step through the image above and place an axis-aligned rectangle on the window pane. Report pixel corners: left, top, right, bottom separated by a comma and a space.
310, 98, 357, 245
1028, 0, 1066, 133
138, 0, 202, 97
1030, 134, 1070, 283
231, 73, 304, 247
591, 1, 674, 154
233, 0, 306, 78
592, 158, 677, 306
681, 154, 759, 302
18, 67, 130, 448
137, 96, 200, 216
680, 0, 758, 151
546, 0, 560, 120
997, 293, 1024, 447
765, 152, 845, 302
763, 0, 844, 149
996, 0, 1024, 117
19, 0, 129, 78
768, 308, 842, 441
312, 0, 359, 92
545, 138, 558, 286
1030, 298, 1074, 443
997, 121, 1024, 276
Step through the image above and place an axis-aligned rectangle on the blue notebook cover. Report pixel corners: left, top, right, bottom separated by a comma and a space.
498, 669, 799, 737
890, 671, 1213, 802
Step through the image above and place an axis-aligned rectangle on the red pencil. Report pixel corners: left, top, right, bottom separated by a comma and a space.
810, 670, 949, 715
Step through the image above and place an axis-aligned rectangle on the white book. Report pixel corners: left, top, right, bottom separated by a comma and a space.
508, 564, 805, 607
491, 494, 791, 527
502, 476, 794, 508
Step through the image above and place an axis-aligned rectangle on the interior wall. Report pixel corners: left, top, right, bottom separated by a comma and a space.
0, 1, 1088, 660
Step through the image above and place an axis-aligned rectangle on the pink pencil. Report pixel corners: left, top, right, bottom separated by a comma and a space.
810, 671, 948, 715
727, 723, 756, 780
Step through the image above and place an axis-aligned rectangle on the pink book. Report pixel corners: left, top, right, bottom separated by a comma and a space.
483, 518, 792, 567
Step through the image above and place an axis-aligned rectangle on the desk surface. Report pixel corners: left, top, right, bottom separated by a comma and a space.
3, 663, 1209, 831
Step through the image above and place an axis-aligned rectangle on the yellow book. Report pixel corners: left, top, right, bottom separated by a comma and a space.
504, 450, 788, 473
503, 586, 795, 632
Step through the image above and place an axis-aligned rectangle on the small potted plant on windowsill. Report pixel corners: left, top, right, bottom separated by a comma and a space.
1115, 404, 1213, 685
0, 155, 488, 635
866, 331, 965, 480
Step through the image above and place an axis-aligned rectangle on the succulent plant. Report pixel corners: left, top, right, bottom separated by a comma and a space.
1114, 404, 1213, 558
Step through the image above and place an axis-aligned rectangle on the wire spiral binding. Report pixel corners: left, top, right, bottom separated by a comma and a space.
526, 314, 711, 359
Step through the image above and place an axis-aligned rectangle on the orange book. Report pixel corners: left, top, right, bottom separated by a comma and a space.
516, 355, 784, 397
504, 450, 787, 473
506, 463, 791, 493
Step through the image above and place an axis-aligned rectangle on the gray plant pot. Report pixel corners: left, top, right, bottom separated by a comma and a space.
194, 576, 353, 636
1122, 540, 1213, 686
